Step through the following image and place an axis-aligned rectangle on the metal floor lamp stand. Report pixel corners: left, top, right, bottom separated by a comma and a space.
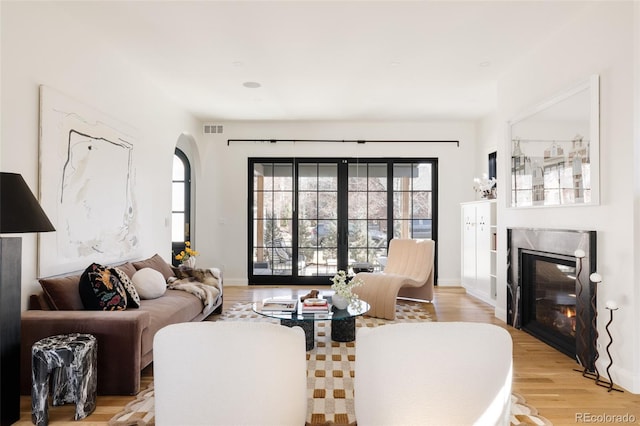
594, 305, 623, 392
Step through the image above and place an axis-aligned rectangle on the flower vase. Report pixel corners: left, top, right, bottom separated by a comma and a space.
182, 257, 196, 268
332, 293, 349, 310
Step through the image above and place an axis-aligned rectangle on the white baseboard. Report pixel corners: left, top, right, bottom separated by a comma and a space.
223, 279, 248, 286
436, 278, 459, 287
494, 306, 507, 323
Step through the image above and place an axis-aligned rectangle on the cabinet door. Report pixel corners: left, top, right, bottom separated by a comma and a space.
475, 202, 491, 297
461, 204, 477, 289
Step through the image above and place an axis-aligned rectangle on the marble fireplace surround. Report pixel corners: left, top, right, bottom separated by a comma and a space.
507, 227, 597, 370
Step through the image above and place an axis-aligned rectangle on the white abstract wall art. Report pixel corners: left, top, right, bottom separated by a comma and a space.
38, 86, 140, 277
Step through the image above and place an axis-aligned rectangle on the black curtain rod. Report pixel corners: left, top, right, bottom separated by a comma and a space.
227, 139, 459, 147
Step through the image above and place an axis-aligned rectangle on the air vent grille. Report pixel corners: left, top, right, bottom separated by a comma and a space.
203, 124, 223, 134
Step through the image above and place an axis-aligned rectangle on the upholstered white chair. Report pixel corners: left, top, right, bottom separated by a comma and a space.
153, 321, 307, 426
354, 322, 513, 426
353, 238, 435, 320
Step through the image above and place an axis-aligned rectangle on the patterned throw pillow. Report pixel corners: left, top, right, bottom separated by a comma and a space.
113, 267, 141, 308
79, 263, 128, 311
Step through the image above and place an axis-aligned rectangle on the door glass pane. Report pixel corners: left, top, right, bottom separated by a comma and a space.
347, 162, 391, 269
254, 192, 266, 219
317, 220, 337, 248
298, 162, 338, 277
393, 164, 413, 188
318, 193, 338, 219
412, 163, 432, 190
412, 219, 433, 239
257, 163, 273, 191
172, 183, 184, 211
298, 163, 318, 190
392, 162, 434, 240
172, 213, 184, 242
348, 163, 367, 191
252, 162, 293, 276
318, 164, 337, 190
412, 192, 432, 217
393, 219, 411, 239
172, 156, 184, 181
348, 192, 367, 219
348, 220, 366, 248
368, 164, 387, 190
368, 191, 387, 219
393, 191, 412, 219
298, 220, 315, 246
367, 220, 387, 247
273, 164, 293, 190
272, 192, 293, 218
298, 192, 318, 218
254, 164, 268, 190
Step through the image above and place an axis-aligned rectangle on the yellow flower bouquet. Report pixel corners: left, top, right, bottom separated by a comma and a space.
175, 241, 199, 267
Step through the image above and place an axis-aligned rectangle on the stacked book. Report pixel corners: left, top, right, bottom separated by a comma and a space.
261, 298, 298, 312
301, 298, 329, 313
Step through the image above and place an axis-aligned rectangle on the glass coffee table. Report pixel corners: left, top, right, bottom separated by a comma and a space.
253, 294, 369, 350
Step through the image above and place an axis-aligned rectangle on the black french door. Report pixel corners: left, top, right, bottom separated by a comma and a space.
249, 158, 437, 285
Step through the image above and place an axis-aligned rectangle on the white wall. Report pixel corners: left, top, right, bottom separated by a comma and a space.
1, 2, 201, 309
476, 111, 499, 180
195, 120, 476, 286
632, 0, 640, 397
495, 2, 639, 392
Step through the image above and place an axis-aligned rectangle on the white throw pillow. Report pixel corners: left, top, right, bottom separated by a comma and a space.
132, 267, 167, 299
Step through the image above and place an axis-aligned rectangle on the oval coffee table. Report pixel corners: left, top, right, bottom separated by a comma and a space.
253, 295, 369, 350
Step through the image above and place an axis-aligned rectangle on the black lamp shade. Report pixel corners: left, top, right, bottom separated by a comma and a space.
0, 172, 55, 233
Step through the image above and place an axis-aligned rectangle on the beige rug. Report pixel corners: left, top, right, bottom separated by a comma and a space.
109, 301, 552, 426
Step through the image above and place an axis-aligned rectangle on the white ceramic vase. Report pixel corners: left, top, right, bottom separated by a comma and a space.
332, 293, 349, 310
183, 256, 196, 268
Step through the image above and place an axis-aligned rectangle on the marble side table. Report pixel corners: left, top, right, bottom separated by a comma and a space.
31, 333, 97, 425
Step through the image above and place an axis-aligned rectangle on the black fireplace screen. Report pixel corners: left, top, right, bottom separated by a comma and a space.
521, 252, 577, 358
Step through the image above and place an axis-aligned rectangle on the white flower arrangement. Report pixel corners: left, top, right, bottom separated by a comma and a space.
473, 173, 497, 199
330, 270, 363, 306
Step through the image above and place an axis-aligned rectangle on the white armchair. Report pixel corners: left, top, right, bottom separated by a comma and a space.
153, 321, 307, 426
354, 322, 513, 426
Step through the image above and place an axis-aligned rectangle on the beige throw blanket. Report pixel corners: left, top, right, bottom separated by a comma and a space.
168, 267, 221, 316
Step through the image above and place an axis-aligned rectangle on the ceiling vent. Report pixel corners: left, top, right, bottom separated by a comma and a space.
203, 124, 223, 134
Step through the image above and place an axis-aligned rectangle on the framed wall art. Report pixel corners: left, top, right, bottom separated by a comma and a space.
38, 86, 140, 277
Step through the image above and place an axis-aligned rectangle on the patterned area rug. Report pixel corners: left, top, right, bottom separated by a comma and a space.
109, 301, 552, 426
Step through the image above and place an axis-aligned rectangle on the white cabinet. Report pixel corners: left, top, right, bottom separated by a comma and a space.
461, 200, 496, 306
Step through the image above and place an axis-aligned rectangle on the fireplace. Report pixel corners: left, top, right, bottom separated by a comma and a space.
507, 228, 596, 370
521, 251, 577, 358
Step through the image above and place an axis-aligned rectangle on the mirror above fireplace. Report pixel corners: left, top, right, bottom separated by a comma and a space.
508, 75, 600, 208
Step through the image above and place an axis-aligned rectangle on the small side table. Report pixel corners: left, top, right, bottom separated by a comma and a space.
31, 333, 97, 425
331, 315, 357, 342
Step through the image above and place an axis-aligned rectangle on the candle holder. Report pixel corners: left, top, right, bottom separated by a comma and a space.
577, 272, 602, 381
595, 302, 623, 392
573, 251, 590, 372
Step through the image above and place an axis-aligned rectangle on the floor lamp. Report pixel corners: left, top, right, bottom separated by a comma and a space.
0, 172, 55, 426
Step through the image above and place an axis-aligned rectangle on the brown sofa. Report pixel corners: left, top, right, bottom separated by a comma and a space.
20, 254, 223, 396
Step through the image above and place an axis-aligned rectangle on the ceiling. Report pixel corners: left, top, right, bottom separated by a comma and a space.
60, 1, 592, 122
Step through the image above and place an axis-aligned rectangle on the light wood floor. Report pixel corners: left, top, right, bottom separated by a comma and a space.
16, 286, 640, 425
